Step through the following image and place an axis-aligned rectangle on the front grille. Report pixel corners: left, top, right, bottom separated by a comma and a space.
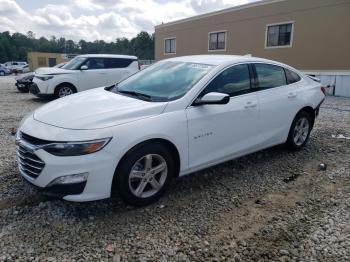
16, 143, 45, 179
21, 132, 52, 145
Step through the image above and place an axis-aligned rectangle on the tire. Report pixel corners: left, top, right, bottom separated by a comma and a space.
115, 142, 175, 206
0, 71, 4, 76
286, 111, 312, 150
54, 84, 75, 98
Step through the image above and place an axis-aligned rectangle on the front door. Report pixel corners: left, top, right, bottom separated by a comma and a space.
186, 64, 260, 170
78, 58, 107, 91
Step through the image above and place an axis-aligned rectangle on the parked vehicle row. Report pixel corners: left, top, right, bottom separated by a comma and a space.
4, 61, 29, 73
16, 55, 325, 206
30, 54, 139, 98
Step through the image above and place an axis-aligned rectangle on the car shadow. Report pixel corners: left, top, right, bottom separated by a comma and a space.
42, 142, 315, 218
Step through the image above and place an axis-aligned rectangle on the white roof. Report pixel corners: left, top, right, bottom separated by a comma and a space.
165, 55, 275, 66
78, 54, 137, 59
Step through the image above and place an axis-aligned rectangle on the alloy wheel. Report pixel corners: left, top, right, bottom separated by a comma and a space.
128, 154, 168, 198
58, 86, 73, 97
293, 117, 310, 146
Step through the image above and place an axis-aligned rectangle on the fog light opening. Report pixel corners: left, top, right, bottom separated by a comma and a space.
47, 173, 88, 187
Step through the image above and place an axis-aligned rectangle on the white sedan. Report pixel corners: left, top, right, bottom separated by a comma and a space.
16, 55, 325, 206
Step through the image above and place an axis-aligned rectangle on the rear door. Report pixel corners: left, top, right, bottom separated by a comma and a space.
186, 63, 260, 170
254, 63, 302, 147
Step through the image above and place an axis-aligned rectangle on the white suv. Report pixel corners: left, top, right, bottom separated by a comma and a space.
30, 54, 139, 98
4, 61, 28, 72
16, 55, 325, 206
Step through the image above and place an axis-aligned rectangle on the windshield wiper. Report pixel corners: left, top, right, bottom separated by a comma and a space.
118, 90, 152, 101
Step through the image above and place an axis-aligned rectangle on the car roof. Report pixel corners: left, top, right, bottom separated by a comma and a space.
164, 55, 284, 67
77, 54, 137, 59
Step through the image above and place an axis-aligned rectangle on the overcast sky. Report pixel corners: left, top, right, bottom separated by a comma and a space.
0, 0, 259, 42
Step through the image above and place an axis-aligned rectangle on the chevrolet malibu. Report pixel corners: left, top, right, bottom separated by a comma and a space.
16, 55, 325, 206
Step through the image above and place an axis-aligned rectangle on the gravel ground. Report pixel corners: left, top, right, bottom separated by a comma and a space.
0, 75, 349, 261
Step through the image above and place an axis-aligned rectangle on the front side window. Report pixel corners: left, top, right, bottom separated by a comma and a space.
202, 64, 251, 97
209, 31, 226, 50
255, 63, 286, 89
112, 61, 214, 102
164, 38, 176, 54
61, 57, 87, 70
266, 23, 293, 47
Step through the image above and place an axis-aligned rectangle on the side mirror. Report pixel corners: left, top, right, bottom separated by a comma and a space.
193, 92, 230, 106
80, 65, 88, 70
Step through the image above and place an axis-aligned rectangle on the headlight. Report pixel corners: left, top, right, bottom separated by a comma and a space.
36, 75, 53, 81
43, 138, 111, 156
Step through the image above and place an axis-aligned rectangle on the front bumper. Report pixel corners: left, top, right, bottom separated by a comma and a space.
29, 83, 53, 98
21, 174, 86, 198
16, 81, 31, 92
16, 121, 118, 202
29, 83, 40, 95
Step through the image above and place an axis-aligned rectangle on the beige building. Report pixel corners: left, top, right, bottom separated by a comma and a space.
27, 52, 74, 71
155, 0, 350, 97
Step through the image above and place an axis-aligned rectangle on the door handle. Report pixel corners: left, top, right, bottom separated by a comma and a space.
244, 101, 257, 109
288, 92, 297, 98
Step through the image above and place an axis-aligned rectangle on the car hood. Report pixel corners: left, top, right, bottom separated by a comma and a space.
33, 88, 168, 130
35, 67, 73, 75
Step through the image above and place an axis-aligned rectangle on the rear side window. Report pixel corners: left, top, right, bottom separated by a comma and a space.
104, 58, 134, 69
255, 63, 286, 89
202, 64, 251, 97
285, 68, 301, 84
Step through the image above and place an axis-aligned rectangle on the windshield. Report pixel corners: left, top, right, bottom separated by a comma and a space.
112, 61, 213, 102
61, 57, 87, 70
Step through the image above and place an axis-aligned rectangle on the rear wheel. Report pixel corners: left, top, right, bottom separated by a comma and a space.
286, 111, 312, 150
115, 143, 175, 206
54, 84, 75, 98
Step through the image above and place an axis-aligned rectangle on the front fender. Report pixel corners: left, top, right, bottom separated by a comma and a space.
47, 75, 79, 93
109, 110, 189, 174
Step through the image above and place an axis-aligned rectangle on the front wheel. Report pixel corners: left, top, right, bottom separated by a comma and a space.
54, 85, 75, 98
0, 71, 4, 76
115, 143, 175, 206
286, 111, 312, 150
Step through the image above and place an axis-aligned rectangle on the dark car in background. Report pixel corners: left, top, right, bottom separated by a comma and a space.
0, 64, 11, 76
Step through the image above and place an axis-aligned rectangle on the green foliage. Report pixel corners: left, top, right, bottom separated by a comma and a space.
0, 31, 154, 63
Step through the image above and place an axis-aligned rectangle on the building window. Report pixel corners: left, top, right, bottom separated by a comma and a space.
266, 22, 293, 48
164, 38, 176, 54
37, 57, 46, 67
209, 31, 226, 51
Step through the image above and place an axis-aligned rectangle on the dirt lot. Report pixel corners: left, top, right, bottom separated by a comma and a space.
0, 76, 349, 261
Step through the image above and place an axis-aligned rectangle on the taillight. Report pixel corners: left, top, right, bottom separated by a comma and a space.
321, 86, 326, 95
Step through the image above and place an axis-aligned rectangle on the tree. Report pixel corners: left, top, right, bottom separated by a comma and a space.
0, 31, 155, 63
